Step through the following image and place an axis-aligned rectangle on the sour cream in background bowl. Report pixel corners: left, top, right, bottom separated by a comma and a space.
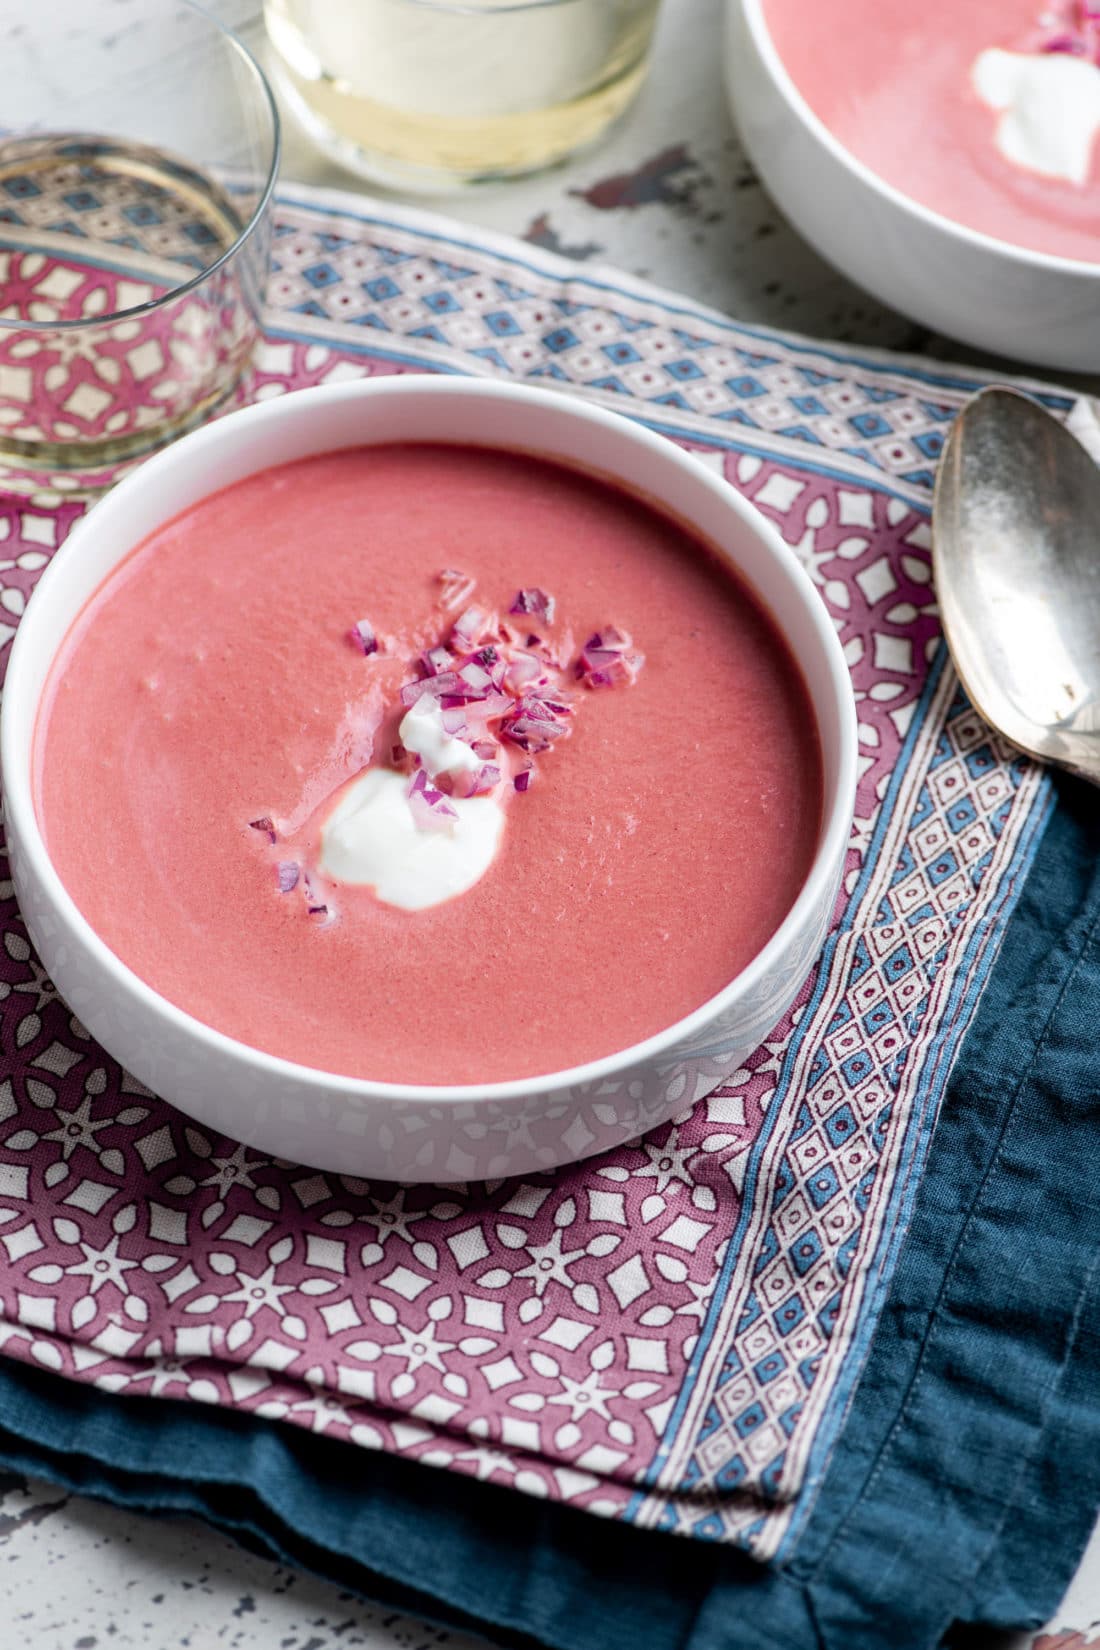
725, 0, 1100, 370
2, 378, 856, 1184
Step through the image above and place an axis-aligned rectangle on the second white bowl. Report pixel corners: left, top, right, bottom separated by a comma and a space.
725, 0, 1100, 371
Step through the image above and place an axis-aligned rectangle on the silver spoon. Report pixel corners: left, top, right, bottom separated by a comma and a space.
933, 384, 1100, 788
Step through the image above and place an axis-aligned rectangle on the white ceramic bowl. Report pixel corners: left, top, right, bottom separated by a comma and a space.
2, 378, 857, 1183
725, 0, 1100, 371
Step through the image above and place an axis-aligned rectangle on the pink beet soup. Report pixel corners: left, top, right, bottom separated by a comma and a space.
763, 0, 1100, 263
34, 444, 823, 1085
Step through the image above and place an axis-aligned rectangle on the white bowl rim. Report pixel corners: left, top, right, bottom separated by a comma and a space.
3, 375, 858, 1106
740, 0, 1100, 279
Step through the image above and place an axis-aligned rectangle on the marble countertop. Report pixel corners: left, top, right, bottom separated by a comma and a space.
2, 2, 1097, 1646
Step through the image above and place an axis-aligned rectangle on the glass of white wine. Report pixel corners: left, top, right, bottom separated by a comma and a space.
0, 0, 280, 496
264, 0, 663, 193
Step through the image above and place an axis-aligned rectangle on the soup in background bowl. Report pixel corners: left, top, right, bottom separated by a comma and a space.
765, 0, 1100, 263
726, 0, 1100, 368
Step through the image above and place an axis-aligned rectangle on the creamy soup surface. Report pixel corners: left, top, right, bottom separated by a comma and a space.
35, 444, 823, 1084
764, 0, 1100, 262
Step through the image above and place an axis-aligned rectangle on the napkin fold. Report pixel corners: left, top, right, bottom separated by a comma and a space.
0, 771, 1097, 1650
2, 184, 1099, 1649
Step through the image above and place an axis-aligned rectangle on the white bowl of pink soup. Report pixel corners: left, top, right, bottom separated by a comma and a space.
2, 377, 856, 1183
727, 0, 1100, 370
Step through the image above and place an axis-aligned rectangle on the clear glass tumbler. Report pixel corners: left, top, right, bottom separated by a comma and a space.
264, 0, 662, 193
0, 1, 280, 496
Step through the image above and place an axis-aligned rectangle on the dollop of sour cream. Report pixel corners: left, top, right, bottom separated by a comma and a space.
972, 47, 1100, 185
397, 694, 481, 778
319, 769, 503, 911
318, 693, 504, 911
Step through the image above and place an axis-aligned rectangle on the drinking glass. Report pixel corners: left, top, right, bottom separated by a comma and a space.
0, 1, 280, 496
264, 0, 662, 193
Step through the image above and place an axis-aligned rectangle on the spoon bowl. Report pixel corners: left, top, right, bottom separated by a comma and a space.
933, 386, 1100, 788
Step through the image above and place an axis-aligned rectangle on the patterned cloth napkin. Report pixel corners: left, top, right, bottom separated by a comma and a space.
0, 184, 1073, 1566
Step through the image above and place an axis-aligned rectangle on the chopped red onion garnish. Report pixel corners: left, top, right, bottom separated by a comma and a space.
367, 584, 640, 835
457, 659, 493, 696
452, 605, 489, 650
504, 653, 543, 693
276, 861, 300, 893
588, 625, 629, 651
501, 697, 571, 753
461, 689, 513, 723
532, 694, 571, 722
437, 568, 476, 611
407, 767, 459, 832
1033, 3, 1100, 58
452, 762, 501, 798
422, 644, 454, 676
349, 618, 378, 656
509, 587, 556, 624
300, 872, 330, 920
618, 654, 647, 685
249, 816, 276, 844
576, 627, 645, 689
400, 671, 460, 707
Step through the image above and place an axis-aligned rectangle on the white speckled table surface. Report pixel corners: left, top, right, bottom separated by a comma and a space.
2, 2, 1098, 1646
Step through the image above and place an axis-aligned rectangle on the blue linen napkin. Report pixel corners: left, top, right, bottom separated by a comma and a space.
0, 769, 1096, 1650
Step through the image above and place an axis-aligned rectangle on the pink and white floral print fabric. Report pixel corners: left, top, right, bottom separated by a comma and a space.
0, 187, 1056, 1557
